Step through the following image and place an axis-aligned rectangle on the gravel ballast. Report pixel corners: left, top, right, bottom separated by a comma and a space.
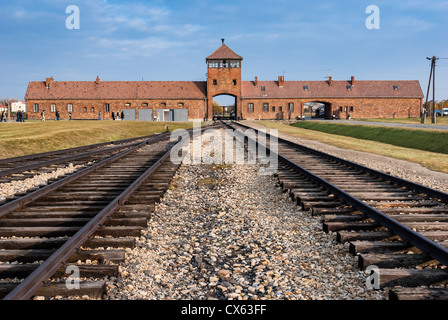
105, 128, 387, 300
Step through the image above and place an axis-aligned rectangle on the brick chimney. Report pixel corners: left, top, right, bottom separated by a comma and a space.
45, 76, 54, 89
95, 76, 100, 84
351, 76, 355, 86
278, 75, 284, 87
328, 76, 333, 86
254, 76, 258, 86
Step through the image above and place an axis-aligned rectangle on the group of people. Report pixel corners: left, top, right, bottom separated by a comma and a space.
111, 111, 125, 121
0, 110, 25, 122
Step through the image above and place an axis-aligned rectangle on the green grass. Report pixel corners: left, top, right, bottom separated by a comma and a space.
254, 120, 448, 173
0, 120, 196, 159
358, 117, 448, 125
292, 121, 448, 154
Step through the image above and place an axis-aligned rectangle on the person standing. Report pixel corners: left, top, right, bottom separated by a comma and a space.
69, 112, 72, 120
55, 110, 60, 121
112, 112, 115, 121
1, 111, 6, 122
121, 111, 124, 121
98, 111, 101, 120
41, 110, 45, 122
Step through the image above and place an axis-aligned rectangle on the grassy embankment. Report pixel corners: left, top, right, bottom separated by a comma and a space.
0, 120, 195, 159
358, 117, 448, 125
254, 120, 448, 173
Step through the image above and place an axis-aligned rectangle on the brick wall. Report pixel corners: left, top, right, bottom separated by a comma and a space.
26, 99, 207, 120
241, 97, 421, 120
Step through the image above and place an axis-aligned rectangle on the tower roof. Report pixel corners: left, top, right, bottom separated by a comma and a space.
206, 43, 243, 61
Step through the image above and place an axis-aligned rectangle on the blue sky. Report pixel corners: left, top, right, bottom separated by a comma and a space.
1, 0, 448, 100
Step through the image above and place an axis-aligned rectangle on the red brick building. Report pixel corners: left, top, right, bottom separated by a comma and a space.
25, 41, 423, 121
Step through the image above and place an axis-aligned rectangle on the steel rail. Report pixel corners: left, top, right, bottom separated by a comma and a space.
0, 132, 171, 219
228, 122, 448, 268
2, 136, 179, 300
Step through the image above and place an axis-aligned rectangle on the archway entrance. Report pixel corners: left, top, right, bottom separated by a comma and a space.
212, 94, 236, 120
304, 101, 332, 119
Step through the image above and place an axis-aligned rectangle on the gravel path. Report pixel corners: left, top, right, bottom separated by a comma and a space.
105, 129, 386, 300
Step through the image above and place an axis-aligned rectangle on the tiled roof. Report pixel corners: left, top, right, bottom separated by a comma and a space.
206, 44, 243, 60
242, 80, 423, 99
25, 81, 208, 100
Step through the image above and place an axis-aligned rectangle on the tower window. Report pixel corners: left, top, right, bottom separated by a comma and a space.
142, 103, 148, 107
209, 61, 219, 68
125, 103, 131, 107
232, 79, 237, 85
213, 79, 217, 85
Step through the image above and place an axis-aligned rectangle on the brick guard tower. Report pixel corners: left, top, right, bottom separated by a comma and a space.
206, 39, 243, 120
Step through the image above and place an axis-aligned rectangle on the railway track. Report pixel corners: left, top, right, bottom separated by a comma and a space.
0, 127, 197, 300
229, 121, 448, 300
0, 133, 165, 185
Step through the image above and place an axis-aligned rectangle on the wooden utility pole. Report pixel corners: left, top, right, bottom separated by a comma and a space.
422, 56, 438, 124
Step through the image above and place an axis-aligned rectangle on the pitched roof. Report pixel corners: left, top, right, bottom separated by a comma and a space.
25, 81, 207, 100
242, 80, 423, 99
206, 44, 243, 60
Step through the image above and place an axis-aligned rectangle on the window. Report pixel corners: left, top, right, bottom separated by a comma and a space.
50, 104, 56, 112
263, 103, 269, 112
339, 106, 343, 111
209, 61, 219, 68
67, 104, 73, 112
261, 86, 266, 91
213, 79, 217, 85
91, 107, 95, 112
346, 85, 352, 90
303, 85, 309, 91
125, 103, 131, 107
142, 103, 148, 107
289, 103, 294, 112
279, 106, 283, 112
104, 104, 110, 112
393, 85, 399, 90
220, 60, 229, 68
230, 61, 240, 68
160, 103, 166, 107
349, 106, 354, 112
248, 103, 254, 112
232, 79, 237, 85
178, 102, 184, 107
271, 106, 275, 112
84, 107, 87, 112
33, 103, 39, 112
